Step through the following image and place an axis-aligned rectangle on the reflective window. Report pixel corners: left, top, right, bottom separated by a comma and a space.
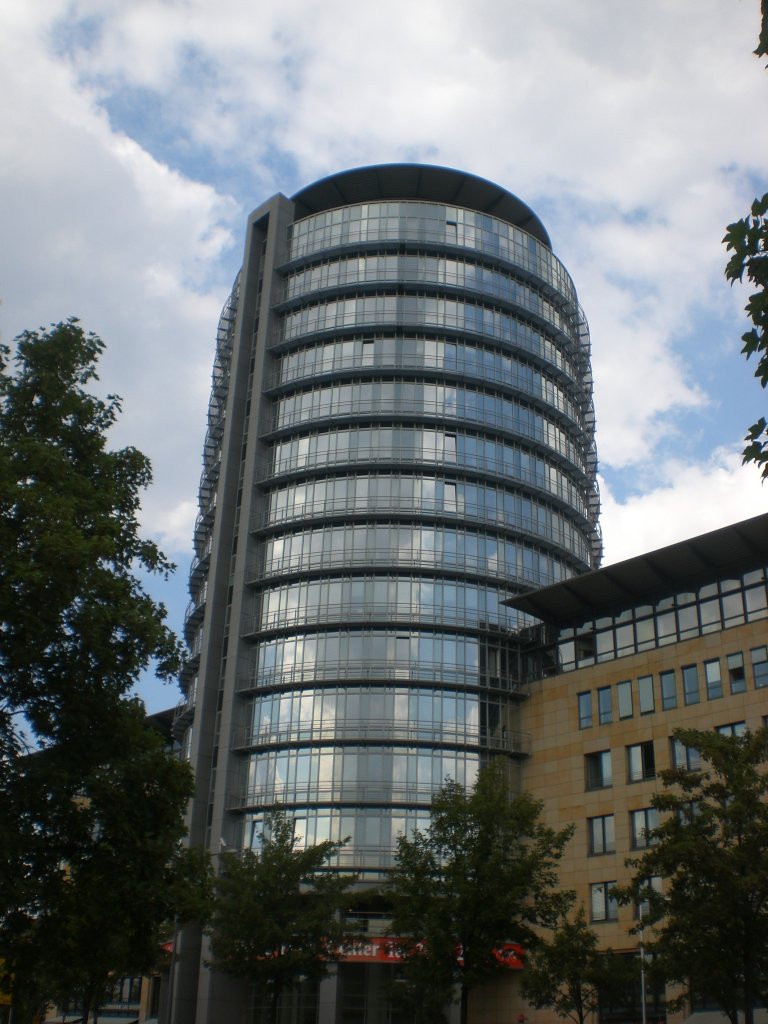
274, 379, 586, 469
597, 686, 612, 725
630, 807, 659, 849
548, 568, 767, 669
289, 201, 579, 305
588, 815, 615, 855
636, 876, 663, 920
717, 721, 746, 737
727, 652, 746, 694
671, 738, 701, 771
244, 746, 480, 807
277, 333, 582, 401
638, 675, 655, 714
259, 522, 580, 586
585, 750, 612, 790
746, 581, 768, 619
258, 575, 528, 632
627, 741, 655, 783
752, 646, 768, 688
270, 427, 591, 522
578, 691, 593, 729
682, 664, 700, 706
245, 806, 433, 866
617, 680, 633, 719
244, 686, 503, 749
660, 670, 677, 710
590, 881, 618, 922
705, 659, 723, 700
250, 630, 516, 690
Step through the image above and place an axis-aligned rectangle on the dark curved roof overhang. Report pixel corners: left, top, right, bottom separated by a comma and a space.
291, 163, 552, 249
507, 512, 768, 627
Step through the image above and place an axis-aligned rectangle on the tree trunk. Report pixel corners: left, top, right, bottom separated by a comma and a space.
744, 990, 755, 1024
81, 990, 92, 1024
267, 983, 281, 1024
743, 943, 756, 1024
460, 982, 468, 1024
10, 991, 38, 1024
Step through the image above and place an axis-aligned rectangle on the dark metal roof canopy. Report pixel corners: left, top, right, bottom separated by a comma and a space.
291, 163, 552, 249
508, 513, 768, 628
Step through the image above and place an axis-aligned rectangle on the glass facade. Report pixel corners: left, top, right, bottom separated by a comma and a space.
180, 166, 600, 889
552, 566, 768, 673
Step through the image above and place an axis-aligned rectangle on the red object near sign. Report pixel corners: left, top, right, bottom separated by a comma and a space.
335, 936, 524, 969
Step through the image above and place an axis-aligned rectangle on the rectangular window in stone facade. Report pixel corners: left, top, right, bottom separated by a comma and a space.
585, 750, 612, 790
635, 875, 663, 919
590, 881, 618, 922
578, 691, 593, 729
660, 670, 677, 710
704, 659, 723, 700
630, 807, 659, 849
751, 646, 768, 688
627, 740, 655, 782
617, 680, 633, 719
716, 721, 746, 737
671, 737, 701, 770
638, 675, 655, 714
588, 814, 615, 855
682, 664, 700, 706
598, 686, 612, 725
727, 652, 746, 694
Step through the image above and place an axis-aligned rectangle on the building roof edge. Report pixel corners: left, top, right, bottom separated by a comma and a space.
290, 163, 552, 248
507, 512, 768, 626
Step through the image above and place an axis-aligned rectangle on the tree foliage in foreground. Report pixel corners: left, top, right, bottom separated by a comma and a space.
521, 904, 636, 1024
3, 703, 209, 1024
622, 727, 768, 1024
385, 762, 574, 1024
0, 320, 183, 746
724, 2, 768, 479
208, 810, 355, 1024
0, 321, 198, 1024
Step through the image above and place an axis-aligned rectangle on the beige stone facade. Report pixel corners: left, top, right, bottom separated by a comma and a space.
498, 512, 768, 1024
524, 617, 767, 945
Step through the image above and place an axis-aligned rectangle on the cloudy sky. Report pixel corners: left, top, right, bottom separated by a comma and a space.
1, 0, 766, 710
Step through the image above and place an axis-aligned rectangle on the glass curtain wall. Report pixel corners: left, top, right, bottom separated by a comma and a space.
235, 192, 599, 875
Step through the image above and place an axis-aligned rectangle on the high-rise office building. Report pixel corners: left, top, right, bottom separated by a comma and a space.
171, 164, 601, 1024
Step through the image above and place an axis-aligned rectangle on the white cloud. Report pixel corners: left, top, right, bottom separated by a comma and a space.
0, 0, 241, 574
38, 0, 767, 481
600, 447, 766, 566
1, 0, 767, 679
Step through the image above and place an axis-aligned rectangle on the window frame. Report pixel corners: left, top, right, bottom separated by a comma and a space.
578, 691, 593, 729
660, 670, 677, 710
630, 806, 659, 849
627, 740, 656, 783
617, 679, 633, 719
585, 750, 612, 791
727, 652, 746, 694
590, 880, 619, 922
682, 664, 700, 706
588, 814, 616, 856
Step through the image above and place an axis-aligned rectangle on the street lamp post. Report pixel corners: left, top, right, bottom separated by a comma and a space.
639, 904, 647, 1024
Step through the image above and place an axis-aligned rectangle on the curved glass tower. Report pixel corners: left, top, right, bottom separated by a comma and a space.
173, 165, 600, 1024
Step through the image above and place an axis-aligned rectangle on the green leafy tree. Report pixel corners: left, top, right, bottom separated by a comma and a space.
0, 321, 197, 1023
9, 703, 210, 1024
2, 707, 209, 1024
724, 3, 768, 479
208, 809, 355, 1024
521, 904, 636, 1024
0, 319, 182, 746
622, 727, 768, 1024
385, 761, 574, 1024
